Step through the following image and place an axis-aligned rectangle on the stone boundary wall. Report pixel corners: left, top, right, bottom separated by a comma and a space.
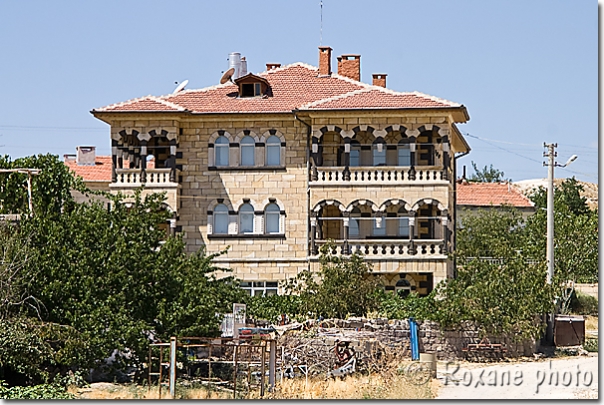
312, 317, 538, 360
575, 283, 598, 300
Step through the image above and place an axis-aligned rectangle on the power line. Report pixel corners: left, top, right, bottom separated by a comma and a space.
464, 132, 543, 164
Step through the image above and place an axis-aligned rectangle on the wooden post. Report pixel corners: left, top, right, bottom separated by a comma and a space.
169, 337, 177, 398
233, 345, 239, 399
260, 344, 266, 397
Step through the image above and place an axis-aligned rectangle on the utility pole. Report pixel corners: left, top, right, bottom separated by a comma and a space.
542, 143, 577, 346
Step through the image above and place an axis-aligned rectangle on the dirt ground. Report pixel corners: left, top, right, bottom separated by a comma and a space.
434, 353, 598, 399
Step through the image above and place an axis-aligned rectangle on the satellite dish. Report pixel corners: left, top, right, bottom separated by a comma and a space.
220, 68, 235, 84
172, 80, 189, 94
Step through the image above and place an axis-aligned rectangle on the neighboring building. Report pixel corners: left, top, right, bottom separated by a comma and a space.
90, 46, 472, 296
64, 146, 112, 203
456, 180, 535, 221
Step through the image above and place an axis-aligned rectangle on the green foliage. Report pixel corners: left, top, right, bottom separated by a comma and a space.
569, 292, 598, 316
468, 161, 507, 183
0, 380, 74, 399
376, 291, 437, 321
283, 243, 380, 319
583, 338, 598, 352
245, 294, 302, 323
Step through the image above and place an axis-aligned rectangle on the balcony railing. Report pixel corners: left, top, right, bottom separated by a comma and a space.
314, 239, 446, 259
112, 168, 178, 187
311, 166, 447, 186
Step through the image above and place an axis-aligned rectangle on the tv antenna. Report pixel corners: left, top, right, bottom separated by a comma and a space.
220, 67, 236, 84
320, 1, 323, 45
172, 80, 189, 94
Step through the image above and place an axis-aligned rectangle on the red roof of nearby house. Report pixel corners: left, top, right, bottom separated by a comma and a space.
64, 156, 155, 182
64, 155, 112, 182
93, 63, 467, 117
457, 182, 534, 208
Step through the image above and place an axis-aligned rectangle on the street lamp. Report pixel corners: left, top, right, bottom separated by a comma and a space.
543, 143, 577, 345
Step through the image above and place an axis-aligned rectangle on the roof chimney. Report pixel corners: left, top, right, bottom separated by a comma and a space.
266, 63, 281, 70
372, 73, 387, 88
338, 54, 361, 82
318, 46, 332, 76
76, 146, 96, 166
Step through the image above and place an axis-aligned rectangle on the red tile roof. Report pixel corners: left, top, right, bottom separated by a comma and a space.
457, 182, 534, 208
64, 156, 155, 182
93, 63, 466, 116
64, 156, 112, 182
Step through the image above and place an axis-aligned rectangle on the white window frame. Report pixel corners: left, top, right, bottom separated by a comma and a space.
215, 136, 229, 167
240, 136, 255, 166
213, 203, 229, 234
239, 203, 254, 234
241, 281, 278, 297
265, 203, 281, 234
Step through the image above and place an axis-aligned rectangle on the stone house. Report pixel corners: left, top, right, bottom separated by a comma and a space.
456, 180, 535, 222
90, 46, 471, 297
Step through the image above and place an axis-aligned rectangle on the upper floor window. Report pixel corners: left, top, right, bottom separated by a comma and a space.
372, 216, 386, 236
239, 203, 254, 234
398, 141, 411, 166
398, 206, 410, 238
266, 135, 281, 166
350, 142, 361, 167
240, 136, 255, 166
349, 207, 361, 237
215, 136, 229, 166
265, 203, 280, 234
372, 140, 386, 166
213, 203, 229, 234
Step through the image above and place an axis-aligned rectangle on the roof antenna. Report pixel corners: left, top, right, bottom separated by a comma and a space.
320, 0, 323, 45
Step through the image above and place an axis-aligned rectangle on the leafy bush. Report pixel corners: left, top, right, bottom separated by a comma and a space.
246, 294, 302, 323
0, 380, 74, 399
583, 338, 598, 352
376, 291, 437, 320
570, 292, 598, 315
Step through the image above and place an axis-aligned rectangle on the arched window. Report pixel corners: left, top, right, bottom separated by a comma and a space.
213, 203, 229, 234
266, 135, 281, 166
396, 278, 412, 298
398, 206, 410, 238
265, 203, 280, 234
349, 207, 361, 238
350, 141, 361, 167
239, 203, 254, 234
398, 140, 411, 166
372, 139, 386, 166
240, 136, 255, 166
215, 136, 229, 166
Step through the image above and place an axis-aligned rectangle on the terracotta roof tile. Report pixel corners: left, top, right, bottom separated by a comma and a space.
457, 182, 534, 208
64, 156, 155, 182
93, 63, 465, 114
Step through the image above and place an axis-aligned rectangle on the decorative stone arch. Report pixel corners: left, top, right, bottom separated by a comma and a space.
411, 198, 446, 212
207, 198, 235, 213
352, 125, 376, 138
209, 130, 234, 144
207, 198, 236, 236
259, 197, 286, 212
232, 198, 260, 213
260, 197, 286, 234
377, 198, 412, 214
312, 125, 342, 140
345, 199, 379, 213
234, 129, 260, 143
312, 199, 346, 214
259, 129, 285, 143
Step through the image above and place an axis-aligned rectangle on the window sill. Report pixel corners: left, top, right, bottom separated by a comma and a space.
208, 166, 287, 171
208, 234, 286, 239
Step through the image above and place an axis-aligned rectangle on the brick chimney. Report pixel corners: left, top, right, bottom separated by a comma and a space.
266, 63, 281, 70
372, 74, 387, 88
318, 46, 332, 76
76, 146, 96, 166
338, 54, 361, 81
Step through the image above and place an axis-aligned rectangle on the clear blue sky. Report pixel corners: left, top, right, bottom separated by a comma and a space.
0, 0, 598, 182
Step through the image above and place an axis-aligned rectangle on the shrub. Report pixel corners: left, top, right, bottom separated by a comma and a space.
0, 380, 74, 399
570, 292, 598, 315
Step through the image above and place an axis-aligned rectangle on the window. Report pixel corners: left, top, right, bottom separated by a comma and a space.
350, 142, 361, 167
265, 203, 280, 234
213, 203, 229, 234
373, 216, 386, 236
395, 278, 412, 298
398, 207, 410, 238
241, 281, 278, 297
239, 203, 254, 234
398, 141, 411, 166
266, 135, 281, 166
349, 207, 361, 237
240, 136, 255, 166
215, 136, 229, 166
372, 140, 386, 166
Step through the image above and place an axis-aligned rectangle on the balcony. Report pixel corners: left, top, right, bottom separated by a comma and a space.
314, 239, 446, 259
110, 168, 180, 212
311, 166, 447, 186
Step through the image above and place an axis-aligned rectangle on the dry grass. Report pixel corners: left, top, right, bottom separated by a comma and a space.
584, 315, 598, 331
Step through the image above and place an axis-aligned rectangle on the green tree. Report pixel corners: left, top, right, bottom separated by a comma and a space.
283, 243, 380, 319
468, 161, 507, 183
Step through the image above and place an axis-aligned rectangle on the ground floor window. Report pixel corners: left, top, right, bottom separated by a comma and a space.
240, 281, 278, 297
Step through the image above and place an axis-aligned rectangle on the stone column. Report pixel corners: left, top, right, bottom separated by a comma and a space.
311, 137, 319, 181
343, 215, 350, 254
441, 136, 450, 180
111, 139, 118, 183
441, 210, 449, 254
310, 216, 317, 255
169, 139, 177, 182
408, 211, 416, 255
139, 140, 148, 183
408, 136, 417, 180
342, 139, 351, 181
